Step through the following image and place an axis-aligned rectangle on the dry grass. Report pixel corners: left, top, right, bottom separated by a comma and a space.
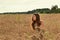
0, 14, 60, 40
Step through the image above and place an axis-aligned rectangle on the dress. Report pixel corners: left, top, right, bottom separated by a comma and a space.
34, 23, 41, 32
31, 23, 43, 40
32, 21, 44, 40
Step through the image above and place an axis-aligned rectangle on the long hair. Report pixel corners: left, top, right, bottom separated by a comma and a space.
32, 14, 41, 30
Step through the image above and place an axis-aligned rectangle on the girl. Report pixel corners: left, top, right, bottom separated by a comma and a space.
32, 14, 44, 31
32, 14, 44, 40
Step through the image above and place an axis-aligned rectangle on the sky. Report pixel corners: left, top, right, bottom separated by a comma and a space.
0, 0, 60, 13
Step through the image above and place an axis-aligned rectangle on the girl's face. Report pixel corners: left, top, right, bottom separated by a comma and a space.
32, 15, 36, 21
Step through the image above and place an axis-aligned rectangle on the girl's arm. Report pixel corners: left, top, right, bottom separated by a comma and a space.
40, 20, 45, 30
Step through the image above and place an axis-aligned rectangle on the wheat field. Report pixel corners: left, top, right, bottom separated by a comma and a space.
0, 14, 60, 40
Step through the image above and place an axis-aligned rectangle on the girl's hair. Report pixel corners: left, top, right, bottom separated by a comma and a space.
32, 14, 41, 30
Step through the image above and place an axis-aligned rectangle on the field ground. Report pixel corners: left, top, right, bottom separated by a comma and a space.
0, 14, 60, 40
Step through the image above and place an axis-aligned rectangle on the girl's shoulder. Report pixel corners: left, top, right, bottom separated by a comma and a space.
40, 20, 44, 24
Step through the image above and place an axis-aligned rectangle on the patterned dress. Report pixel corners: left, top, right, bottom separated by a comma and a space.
32, 21, 44, 40
34, 23, 41, 32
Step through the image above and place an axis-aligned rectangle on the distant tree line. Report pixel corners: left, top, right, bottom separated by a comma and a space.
27, 5, 60, 14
